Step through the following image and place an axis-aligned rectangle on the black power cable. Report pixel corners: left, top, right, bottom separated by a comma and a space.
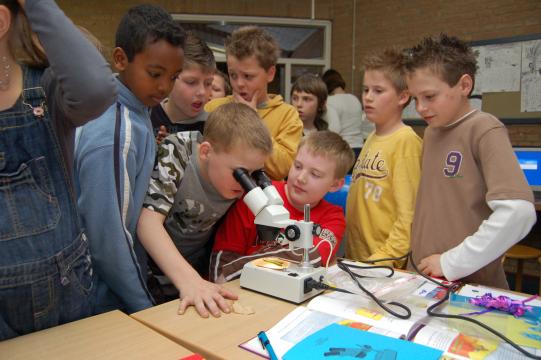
305, 256, 412, 319
408, 255, 541, 359
308, 252, 541, 359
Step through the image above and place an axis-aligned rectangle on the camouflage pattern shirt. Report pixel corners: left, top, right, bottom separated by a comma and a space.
143, 131, 235, 274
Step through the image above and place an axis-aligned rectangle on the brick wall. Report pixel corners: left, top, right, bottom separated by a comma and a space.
56, 0, 321, 67
57, 0, 541, 99
353, 0, 541, 97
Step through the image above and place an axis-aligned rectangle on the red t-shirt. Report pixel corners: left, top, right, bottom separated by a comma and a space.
213, 181, 345, 264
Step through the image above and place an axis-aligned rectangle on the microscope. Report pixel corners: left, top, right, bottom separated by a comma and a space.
233, 168, 326, 303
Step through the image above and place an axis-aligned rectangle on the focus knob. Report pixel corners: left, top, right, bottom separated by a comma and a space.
312, 224, 322, 237
285, 225, 300, 241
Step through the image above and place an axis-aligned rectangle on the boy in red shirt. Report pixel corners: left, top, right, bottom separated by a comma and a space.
210, 131, 355, 283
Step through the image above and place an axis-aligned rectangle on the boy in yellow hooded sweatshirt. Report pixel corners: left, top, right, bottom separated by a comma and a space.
205, 26, 302, 180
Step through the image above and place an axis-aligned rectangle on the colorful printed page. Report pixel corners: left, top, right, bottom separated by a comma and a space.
449, 285, 541, 350
282, 323, 443, 360
412, 323, 497, 360
455, 284, 541, 319
307, 290, 418, 335
240, 307, 418, 359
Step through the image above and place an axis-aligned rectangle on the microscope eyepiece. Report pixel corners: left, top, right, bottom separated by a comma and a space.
251, 169, 272, 189
233, 168, 257, 192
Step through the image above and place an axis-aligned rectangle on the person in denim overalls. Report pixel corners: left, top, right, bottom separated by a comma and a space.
0, 0, 116, 339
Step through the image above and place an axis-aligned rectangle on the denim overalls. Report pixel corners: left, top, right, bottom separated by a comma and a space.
0, 66, 94, 340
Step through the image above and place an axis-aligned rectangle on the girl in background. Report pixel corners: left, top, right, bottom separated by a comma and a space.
291, 73, 339, 136
209, 69, 231, 100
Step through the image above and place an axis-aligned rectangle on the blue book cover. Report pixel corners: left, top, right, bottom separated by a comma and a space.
283, 323, 443, 360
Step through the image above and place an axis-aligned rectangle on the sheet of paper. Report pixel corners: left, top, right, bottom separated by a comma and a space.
239, 307, 343, 358
457, 284, 541, 307
283, 323, 443, 360
472, 46, 485, 96
307, 291, 418, 335
478, 42, 522, 92
403, 101, 421, 119
521, 39, 541, 112
486, 343, 541, 359
449, 286, 541, 350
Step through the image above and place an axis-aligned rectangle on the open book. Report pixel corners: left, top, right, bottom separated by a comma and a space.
240, 264, 541, 360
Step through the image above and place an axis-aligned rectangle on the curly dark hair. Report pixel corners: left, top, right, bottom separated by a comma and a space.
403, 33, 477, 89
115, 4, 186, 62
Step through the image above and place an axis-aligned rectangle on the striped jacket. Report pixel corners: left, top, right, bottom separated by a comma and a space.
74, 77, 155, 313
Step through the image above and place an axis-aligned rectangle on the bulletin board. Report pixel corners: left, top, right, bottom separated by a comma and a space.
404, 34, 541, 125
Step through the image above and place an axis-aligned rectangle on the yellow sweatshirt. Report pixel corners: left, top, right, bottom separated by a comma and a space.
345, 126, 422, 268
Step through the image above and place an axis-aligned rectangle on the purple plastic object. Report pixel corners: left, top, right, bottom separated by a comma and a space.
466, 293, 538, 317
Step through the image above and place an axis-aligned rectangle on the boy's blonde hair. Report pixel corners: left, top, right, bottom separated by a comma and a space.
298, 131, 355, 179
362, 47, 408, 94
203, 102, 272, 155
403, 33, 477, 91
183, 32, 215, 73
225, 26, 280, 70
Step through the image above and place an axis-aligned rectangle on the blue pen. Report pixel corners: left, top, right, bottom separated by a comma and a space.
258, 330, 279, 360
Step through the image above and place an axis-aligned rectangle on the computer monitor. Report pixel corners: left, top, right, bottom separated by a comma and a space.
513, 147, 541, 192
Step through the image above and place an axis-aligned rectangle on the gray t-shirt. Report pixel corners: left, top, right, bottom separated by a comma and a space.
144, 131, 235, 270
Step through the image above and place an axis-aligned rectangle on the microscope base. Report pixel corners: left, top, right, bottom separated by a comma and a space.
240, 261, 326, 303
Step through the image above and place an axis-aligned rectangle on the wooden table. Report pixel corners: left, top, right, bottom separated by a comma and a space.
0, 310, 193, 360
131, 280, 298, 360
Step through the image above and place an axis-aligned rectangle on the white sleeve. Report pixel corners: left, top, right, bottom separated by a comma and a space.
440, 199, 536, 281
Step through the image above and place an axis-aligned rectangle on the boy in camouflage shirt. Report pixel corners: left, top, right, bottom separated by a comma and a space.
138, 102, 273, 317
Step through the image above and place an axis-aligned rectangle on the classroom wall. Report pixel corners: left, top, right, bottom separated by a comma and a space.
352, 0, 541, 96
57, 0, 541, 98
352, 0, 541, 146
57, 0, 541, 144
56, 0, 329, 69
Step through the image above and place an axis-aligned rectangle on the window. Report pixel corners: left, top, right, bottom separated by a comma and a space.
173, 14, 331, 102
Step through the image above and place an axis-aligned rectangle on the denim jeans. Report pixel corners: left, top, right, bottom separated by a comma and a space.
0, 66, 94, 340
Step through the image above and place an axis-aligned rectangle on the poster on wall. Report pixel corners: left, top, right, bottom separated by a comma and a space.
521, 39, 541, 112
477, 42, 522, 93
472, 46, 484, 96
470, 96, 483, 111
402, 101, 420, 120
